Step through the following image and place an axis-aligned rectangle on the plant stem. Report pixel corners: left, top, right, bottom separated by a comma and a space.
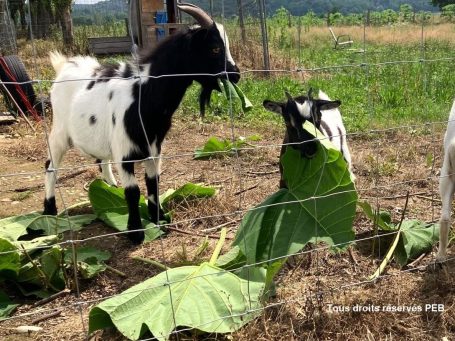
132, 257, 169, 270
105, 265, 127, 277
209, 228, 227, 265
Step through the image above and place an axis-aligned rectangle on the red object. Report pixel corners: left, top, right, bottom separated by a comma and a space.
0, 56, 41, 122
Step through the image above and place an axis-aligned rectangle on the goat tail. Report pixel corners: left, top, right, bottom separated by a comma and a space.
49, 51, 68, 74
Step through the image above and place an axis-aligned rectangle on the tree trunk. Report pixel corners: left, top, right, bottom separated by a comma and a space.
36, 0, 52, 38
237, 0, 246, 43
60, 6, 74, 47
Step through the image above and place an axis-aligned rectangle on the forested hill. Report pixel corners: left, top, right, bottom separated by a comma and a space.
72, 0, 438, 25
190, 0, 437, 16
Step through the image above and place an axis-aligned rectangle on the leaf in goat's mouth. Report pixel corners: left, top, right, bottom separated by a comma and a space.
218, 79, 253, 112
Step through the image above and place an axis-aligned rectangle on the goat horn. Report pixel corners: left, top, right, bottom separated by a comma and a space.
177, 2, 214, 28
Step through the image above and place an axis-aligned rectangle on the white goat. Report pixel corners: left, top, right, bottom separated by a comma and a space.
438, 99, 455, 261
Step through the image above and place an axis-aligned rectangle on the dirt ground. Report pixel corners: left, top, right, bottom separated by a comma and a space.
0, 115, 454, 341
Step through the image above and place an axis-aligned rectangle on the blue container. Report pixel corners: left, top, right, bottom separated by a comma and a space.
155, 11, 168, 41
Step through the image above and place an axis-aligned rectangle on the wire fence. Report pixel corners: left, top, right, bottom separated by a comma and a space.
0, 0, 454, 340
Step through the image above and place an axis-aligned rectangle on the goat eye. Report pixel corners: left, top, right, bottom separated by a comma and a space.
212, 47, 221, 54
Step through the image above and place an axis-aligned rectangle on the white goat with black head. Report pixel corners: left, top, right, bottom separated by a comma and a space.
263, 89, 353, 188
437, 99, 455, 261
43, 3, 240, 244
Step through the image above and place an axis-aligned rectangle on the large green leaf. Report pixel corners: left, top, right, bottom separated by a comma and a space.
0, 238, 20, 280
89, 179, 149, 219
64, 246, 111, 279
0, 212, 94, 242
160, 182, 217, 208
193, 135, 260, 160
88, 180, 163, 242
0, 291, 18, 320
219, 79, 253, 112
0, 213, 42, 241
28, 215, 96, 235
89, 262, 263, 340
394, 220, 439, 267
13, 235, 59, 258
233, 122, 357, 264
359, 201, 441, 268
193, 136, 236, 160
17, 246, 65, 293
357, 201, 393, 231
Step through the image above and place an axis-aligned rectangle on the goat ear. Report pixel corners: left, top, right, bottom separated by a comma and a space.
263, 100, 284, 115
317, 99, 341, 111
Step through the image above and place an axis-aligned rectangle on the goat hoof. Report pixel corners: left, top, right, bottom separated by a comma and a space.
43, 197, 57, 215
127, 229, 145, 245
150, 209, 167, 225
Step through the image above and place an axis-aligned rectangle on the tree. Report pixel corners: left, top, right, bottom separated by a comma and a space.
441, 4, 455, 21
53, 0, 74, 47
237, 0, 246, 43
431, 0, 455, 10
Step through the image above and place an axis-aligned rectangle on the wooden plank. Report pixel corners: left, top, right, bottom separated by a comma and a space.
88, 36, 132, 43
88, 37, 133, 55
0, 112, 18, 124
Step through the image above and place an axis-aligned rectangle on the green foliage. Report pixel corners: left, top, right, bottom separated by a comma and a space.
441, 4, 455, 21
431, 0, 455, 10
0, 291, 19, 320
160, 183, 217, 209
64, 247, 111, 279
394, 220, 440, 266
88, 179, 163, 242
0, 238, 21, 279
227, 121, 356, 294
0, 213, 95, 243
359, 201, 440, 268
188, 0, 436, 16
0, 210, 111, 296
219, 79, 253, 112
89, 262, 264, 341
194, 135, 261, 160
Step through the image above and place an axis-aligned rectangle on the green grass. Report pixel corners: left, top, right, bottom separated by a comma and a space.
178, 33, 455, 132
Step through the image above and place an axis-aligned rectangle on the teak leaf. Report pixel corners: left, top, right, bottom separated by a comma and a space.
89, 262, 263, 340
233, 121, 357, 265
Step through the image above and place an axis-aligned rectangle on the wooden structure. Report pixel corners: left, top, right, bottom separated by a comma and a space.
88, 0, 184, 55
88, 35, 134, 55
134, 0, 186, 49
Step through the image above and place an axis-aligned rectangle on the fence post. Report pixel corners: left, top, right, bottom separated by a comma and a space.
258, 0, 270, 74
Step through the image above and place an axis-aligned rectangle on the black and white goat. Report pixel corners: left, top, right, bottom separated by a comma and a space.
263, 89, 353, 188
43, 3, 240, 244
437, 99, 455, 261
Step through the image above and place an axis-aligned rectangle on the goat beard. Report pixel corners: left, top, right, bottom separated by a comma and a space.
199, 80, 221, 118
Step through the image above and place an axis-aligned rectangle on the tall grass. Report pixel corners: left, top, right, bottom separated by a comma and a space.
211, 21, 455, 131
